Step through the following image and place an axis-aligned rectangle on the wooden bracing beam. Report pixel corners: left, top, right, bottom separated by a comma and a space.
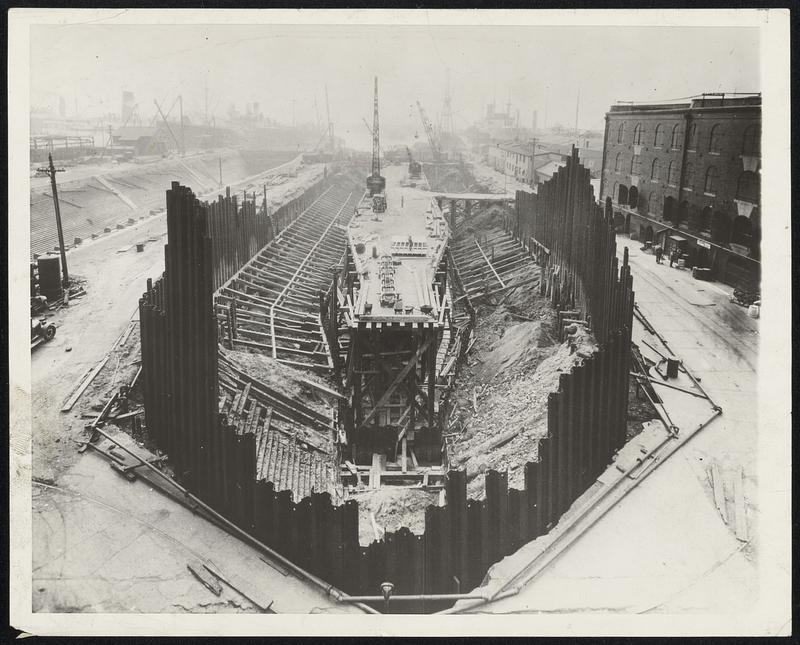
357, 334, 436, 431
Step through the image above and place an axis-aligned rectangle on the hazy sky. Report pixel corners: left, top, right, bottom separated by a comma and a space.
30, 23, 760, 149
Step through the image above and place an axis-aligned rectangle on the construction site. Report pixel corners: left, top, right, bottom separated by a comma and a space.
28, 73, 658, 614
20, 16, 781, 631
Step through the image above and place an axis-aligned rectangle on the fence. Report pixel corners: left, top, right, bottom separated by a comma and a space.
138, 151, 634, 611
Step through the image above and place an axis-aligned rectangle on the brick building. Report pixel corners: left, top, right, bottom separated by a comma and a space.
599, 94, 761, 288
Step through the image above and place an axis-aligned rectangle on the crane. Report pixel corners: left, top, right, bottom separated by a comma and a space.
366, 76, 385, 197
406, 146, 421, 179
416, 100, 442, 163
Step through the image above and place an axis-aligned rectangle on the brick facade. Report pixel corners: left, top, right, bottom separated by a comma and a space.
599, 95, 761, 288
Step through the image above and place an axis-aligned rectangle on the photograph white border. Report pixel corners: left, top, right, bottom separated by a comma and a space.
9, 8, 791, 637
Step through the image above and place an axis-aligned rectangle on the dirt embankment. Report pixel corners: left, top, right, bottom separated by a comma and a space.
220, 347, 336, 418
447, 293, 599, 499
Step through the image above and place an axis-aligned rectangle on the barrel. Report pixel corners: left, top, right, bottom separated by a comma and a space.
747, 304, 760, 319
37, 255, 62, 301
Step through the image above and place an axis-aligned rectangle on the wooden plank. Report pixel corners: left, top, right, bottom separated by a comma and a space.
733, 466, 748, 542
370, 512, 382, 541
60, 353, 112, 412
299, 377, 346, 400
401, 437, 408, 474
203, 561, 273, 611
711, 463, 728, 524
187, 560, 222, 596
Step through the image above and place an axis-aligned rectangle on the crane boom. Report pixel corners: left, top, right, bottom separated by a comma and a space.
371, 77, 380, 178
416, 100, 442, 162
366, 76, 385, 196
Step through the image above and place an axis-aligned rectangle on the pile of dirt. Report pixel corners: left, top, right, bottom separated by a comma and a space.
449, 321, 596, 499
349, 487, 439, 546
220, 347, 337, 416
463, 203, 511, 234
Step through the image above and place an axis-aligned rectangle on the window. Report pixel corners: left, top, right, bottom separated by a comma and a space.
617, 122, 625, 143
633, 123, 643, 145
667, 161, 679, 186
684, 162, 695, 188
736, 171, 760, 204
651, 159, 661, 181
687, 123, 698, 150
671, 124, 682, 150
654, 124, 664, 147
614, 152, 623, 172
630, 154, 642, 175
704, 166, 718, 194
708, 124, 723, 153
647, 191, 661, 216
742, 124, 760, 156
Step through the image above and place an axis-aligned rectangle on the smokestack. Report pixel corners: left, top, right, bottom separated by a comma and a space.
121, 91, 135, 122
532, 110, 538, 137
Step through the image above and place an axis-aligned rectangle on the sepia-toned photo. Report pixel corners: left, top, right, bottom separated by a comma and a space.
8, 8, 791, 637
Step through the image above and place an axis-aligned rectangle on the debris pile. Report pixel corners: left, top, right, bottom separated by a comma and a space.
448, 308, 596, 498
349, 487, 439, 546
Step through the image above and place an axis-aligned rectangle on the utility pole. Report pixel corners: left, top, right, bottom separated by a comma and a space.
574, 90, 580, 144
219, 157, 223, 188
38, 154, 69, 287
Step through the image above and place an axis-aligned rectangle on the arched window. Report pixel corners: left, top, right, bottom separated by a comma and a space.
630, 154, 642, 175
651, 159, 661, 181
653, 124, 664, 147
671, 124, 682, 150
628, 186, 639, 209
667, 161, 679, 185
618, 184, 629, 204
704, 166, 718, 194
742, 124, 760, 156
647, 191, 661, 216
684, 162, 695, 188
614, 152, 623, 172
633, 123, 643, 145
687, 123, 698, 150
708, 124, 723, 153
616, 122, 625, 144
736, 171, 760, 204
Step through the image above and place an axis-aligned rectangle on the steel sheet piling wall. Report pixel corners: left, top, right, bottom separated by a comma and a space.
138, 152, 634, 609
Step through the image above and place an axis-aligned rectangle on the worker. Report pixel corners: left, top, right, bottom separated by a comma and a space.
669, 249, 677, 267
654, 245, 663, 264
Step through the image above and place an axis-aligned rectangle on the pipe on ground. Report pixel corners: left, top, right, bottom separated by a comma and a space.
86, 424, 379, 614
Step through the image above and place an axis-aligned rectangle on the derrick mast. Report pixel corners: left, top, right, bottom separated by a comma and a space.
366, 76, 386, 196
